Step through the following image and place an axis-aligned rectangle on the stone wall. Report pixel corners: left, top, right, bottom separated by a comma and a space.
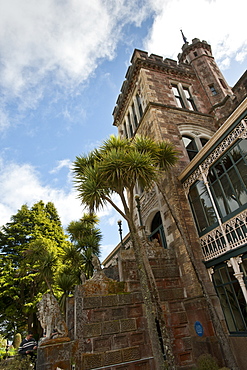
73, 275, 155, 369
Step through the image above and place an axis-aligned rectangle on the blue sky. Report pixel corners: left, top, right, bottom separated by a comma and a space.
0, 0, 246, 261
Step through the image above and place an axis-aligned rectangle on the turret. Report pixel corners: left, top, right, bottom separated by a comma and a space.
178, 38, 233, 106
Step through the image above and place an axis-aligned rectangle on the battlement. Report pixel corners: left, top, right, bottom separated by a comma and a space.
113, 48, 194, 122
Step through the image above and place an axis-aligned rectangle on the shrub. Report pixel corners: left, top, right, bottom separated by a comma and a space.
0, 356, 34, 369
196, 353, 219, 370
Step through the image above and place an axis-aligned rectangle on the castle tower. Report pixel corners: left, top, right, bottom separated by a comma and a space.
178, 38, 233, 106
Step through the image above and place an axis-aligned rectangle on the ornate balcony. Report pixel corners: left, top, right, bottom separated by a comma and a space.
200, 209, 247, 261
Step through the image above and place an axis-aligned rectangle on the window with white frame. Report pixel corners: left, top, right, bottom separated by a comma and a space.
172, 84, 197, 111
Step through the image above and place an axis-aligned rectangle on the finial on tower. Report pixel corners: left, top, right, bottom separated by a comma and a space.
180, 30, 188, 44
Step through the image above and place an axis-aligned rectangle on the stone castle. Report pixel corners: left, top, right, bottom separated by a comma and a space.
37, 38, 247, 369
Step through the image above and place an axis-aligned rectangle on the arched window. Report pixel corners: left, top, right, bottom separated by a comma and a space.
149, 212, 167, 248
182, 135, 209, 160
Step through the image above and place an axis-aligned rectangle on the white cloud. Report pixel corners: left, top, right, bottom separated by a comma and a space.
0, 159, 81, 226
144, 0, 247, 72
50, 159, 72, 174
0, 0, 153, 123
0, 0, 246, 130
0, 158, 122, 251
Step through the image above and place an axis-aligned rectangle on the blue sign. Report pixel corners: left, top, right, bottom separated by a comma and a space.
194, 321, 204, 337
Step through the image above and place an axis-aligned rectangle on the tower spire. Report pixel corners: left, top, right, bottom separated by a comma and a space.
180, 29, 188, 44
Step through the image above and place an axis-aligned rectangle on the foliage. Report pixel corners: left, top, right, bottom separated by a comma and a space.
0, 199, 103, 336
195, 354, 219, 370
0, 356, 33, 369
64, 213, 102, 280
73, 135, 177, 221
12, 334, 21, 349
0, 201, 69, 337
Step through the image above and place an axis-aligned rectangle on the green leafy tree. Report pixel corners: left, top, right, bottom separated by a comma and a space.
0, 201, 69, 337
73, 135, 177, 370
64, 213, 102, 280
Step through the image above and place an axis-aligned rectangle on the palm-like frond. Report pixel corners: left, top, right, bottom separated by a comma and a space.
61, 244, 83, 265
99, 149, 127, 192
156, 141, 178, 170
81, 213, 99, 225
123, 149, 158, 189
56, 271, 78, 293
134, 135, 159, 155
100, 135, 129, 153
73, 150, 101, 176
75, 164, 110, 212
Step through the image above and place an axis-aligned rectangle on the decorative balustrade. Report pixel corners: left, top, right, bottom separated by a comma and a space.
201, 209, 247, 261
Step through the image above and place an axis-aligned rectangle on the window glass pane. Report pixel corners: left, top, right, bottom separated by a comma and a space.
230, 145, 242, 163
172, 86, 179, 96
214, 161, 224, 177
225, 283, 246, 331
172, 85, 184, 108
236, 160, 247, 193
182, 136, 192, 148
189, 181, 217, 233
238, 139, 247, 156
240, 258, 247, 277
190, 197, 208, 232
183, 88, 190, 99
186, 138, 197, 151
200, 138, 209, 147
219, 266, 229, 284
228, 166, 247, 205
216, 285, 236, 332
200, 191, 217, 226
211, 181, 228, 217
208, 168, 217, 183
220, 174, 239, 213
222, 154, 233, 170
213, 269, 222, 285
182, 136, 198, 160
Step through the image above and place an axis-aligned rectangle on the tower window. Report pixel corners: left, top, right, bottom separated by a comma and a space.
127, 113, 133, 137
172, 84, 197, 111
131, 103, 138, 129
136, 94, 143, 118
193, 51, 198, 57
219, 78, 227, 89
209, 84, 217, 96
123, 121, 128, 138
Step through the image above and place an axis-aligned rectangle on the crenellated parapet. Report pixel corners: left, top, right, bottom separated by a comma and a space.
113, 48, 196, 125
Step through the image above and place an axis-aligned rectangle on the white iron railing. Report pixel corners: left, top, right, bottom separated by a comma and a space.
201, 209, 247, 261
